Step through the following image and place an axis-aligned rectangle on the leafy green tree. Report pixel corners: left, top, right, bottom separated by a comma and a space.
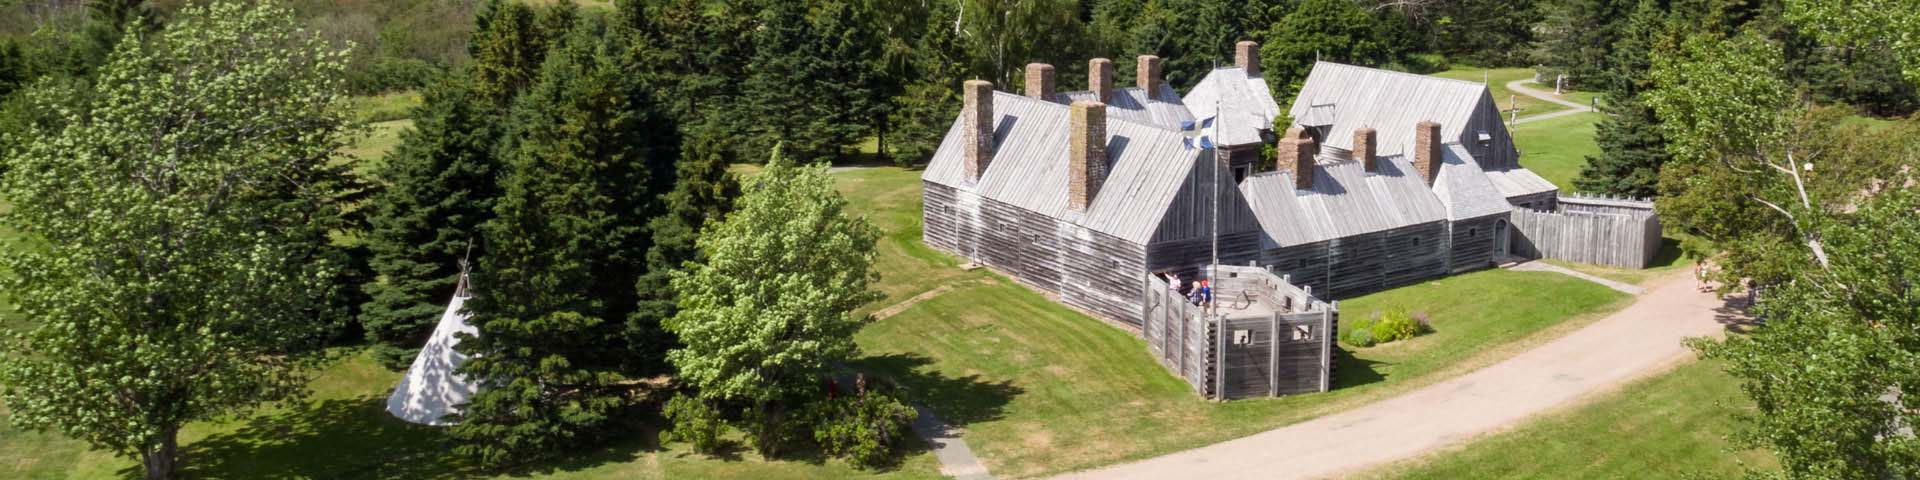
449, 24, 681, 467
1785, 0, 1920, 87
1694, 185, 1920, 480
1430, 0, 1543, 66
666, 154, 881, 457
1260, 0, 1391, 98
0, 3, 355, 479
359, 77, 505, 368
957, 0, 1092, 85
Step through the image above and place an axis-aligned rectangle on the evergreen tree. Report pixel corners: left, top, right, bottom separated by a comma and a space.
468, 0, 555, 108
1572, 0, 1671, 197
631, 133, 741, 373
738, 0, 879, 162
359, 77, 505, 367
450, 25, 682, 467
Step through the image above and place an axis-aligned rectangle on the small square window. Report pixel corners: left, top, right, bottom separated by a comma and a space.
1412, 237, 1421, 247
1233, 330, 1252, 345
1468, 228, 1478, 237
1292, 325, 1312, 341
1297, 258, 1309, 269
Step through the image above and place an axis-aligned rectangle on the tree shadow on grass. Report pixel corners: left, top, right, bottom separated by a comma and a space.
851, 353, 1022, 427
161, 396, 458, 480
1331, 347, 1387, 390
1648, 238, 1687, 269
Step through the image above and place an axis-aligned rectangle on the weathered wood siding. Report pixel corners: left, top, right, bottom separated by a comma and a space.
1217, 311, 1335, 399
924, 181, 1149, 326
1506, 191, 1559, 211
1446, 213, 1505, 273
1255, 221, 1450, 300
1143, 275, 1215, 395
1464, 94, 1521, 169
1511, 207, 1662, 268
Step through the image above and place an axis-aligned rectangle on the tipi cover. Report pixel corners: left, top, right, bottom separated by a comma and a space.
386, 273, 481, 426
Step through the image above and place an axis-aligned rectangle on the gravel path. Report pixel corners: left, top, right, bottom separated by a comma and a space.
1507, 79, 1595, 125
1054, 271, 1740, 480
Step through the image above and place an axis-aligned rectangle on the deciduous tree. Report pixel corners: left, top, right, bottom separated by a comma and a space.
666, 153, 881, 456
0, 3, 355, 479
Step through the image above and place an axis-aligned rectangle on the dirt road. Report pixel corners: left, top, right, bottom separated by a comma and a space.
1055, 271, 1741, 480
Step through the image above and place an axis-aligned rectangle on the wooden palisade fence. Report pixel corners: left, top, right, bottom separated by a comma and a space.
1511, 194, 1662, 268
1142, 265, 1338, 400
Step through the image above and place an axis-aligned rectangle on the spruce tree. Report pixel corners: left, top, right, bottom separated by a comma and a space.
359, 77, 505, 367
469, 0, 556, 108
739, 1, 876, 162
1571, 0, 1671, 197
450, 25, 681, 467
631, 133, 741, 372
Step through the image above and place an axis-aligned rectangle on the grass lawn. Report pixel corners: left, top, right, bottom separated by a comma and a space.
341, 119, 413, 173
346, 91, 423, 123
1365, 359, 1776, 479
1511, 111, 1601, 192
1431, 67, 1597, 119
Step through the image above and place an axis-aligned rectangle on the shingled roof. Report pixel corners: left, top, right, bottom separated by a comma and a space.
1182, 66, 1282, 148
1288, 62, 1494, 157
923, 91, 1202, 243
1055, 85, 1195, 131
1431, 143, 1518, 220
1239, 153, 1450, 248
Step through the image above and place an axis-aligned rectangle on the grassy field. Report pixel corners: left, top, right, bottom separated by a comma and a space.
1511, 112, 1601, 192
1431, 67, 1598, 119
342, 119, 413, 173
346, 91, 423, 123
846, 164, 1632, 478
1366, 359, 1775, 479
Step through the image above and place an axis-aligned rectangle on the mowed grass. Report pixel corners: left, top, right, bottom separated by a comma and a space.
346, 90, 423, 123
341, 119, 413, 173
1367, 359, 1776, 479
843, 164, 1633, 478
1431, 67, 1597, 118
1511, 111, 1601, 192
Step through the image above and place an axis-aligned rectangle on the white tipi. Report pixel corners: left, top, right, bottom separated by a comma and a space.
385, 264, 481, 426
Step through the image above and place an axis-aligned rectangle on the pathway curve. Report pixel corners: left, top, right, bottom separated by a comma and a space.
871, 282, 995, 480
1507, 79, 1594, 125
1508, 260, 1645, 295
1055, 271, 1741, 480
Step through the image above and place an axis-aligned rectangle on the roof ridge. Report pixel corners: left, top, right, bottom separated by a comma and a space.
1313, 61, 1489, 92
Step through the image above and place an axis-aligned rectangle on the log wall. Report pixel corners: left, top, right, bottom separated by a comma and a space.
1255, 221, 1450, 300
1447, 214, 1505, 273
924, 181, 1148, 326
1511, 206, 1662, 268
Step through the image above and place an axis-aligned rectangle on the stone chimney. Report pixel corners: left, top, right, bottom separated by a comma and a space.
1025, 63, 1055, 100
1354, 127, 1378, 172
963, 80, 994, 181
1137, 55, 1162, 97
1413, 120, 1441, 186
1236, 41, 1260, 77
1089, 58, 1114, 103
1069, 101, 1108, 211
1276, 127, 1316, 189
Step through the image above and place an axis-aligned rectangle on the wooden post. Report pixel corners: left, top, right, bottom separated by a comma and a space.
1214, 316, 1227, 400
1269, 312, 1280, 397
1319, 310, 1333, 392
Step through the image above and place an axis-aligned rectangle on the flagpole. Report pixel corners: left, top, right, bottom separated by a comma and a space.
1209, 61, 1221, 319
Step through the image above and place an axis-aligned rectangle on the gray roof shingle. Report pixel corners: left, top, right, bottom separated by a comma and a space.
1056, 85, 1196, 132
1182, 67, 1282, 148
923, 91, 1201, 243
1239, 154, 1450, 248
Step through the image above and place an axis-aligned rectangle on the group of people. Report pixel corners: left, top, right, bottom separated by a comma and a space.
1161, 272, 1213, 307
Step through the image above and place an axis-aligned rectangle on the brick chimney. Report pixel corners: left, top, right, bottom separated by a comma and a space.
1069, 101, 1108, 211
1413, 120, 1441, 186
1236, 41, 1260, 77
1025, 63, 1055, 100
1276, 127, 1316, 189
1089, 58, 1114, 103
1354, 127, 1378, 172
963, 80, 994, 181
1137, 55, 1162, 98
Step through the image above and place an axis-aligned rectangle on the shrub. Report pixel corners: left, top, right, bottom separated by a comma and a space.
807, 390, 918, 469
1345, 325, 1377, 347
1372, 307, 1420, 343
663, 394, 725, 454
1411, 310, 1433, 333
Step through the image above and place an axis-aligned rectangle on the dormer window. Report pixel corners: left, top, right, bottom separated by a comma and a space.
1476, 131, 1493, 147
